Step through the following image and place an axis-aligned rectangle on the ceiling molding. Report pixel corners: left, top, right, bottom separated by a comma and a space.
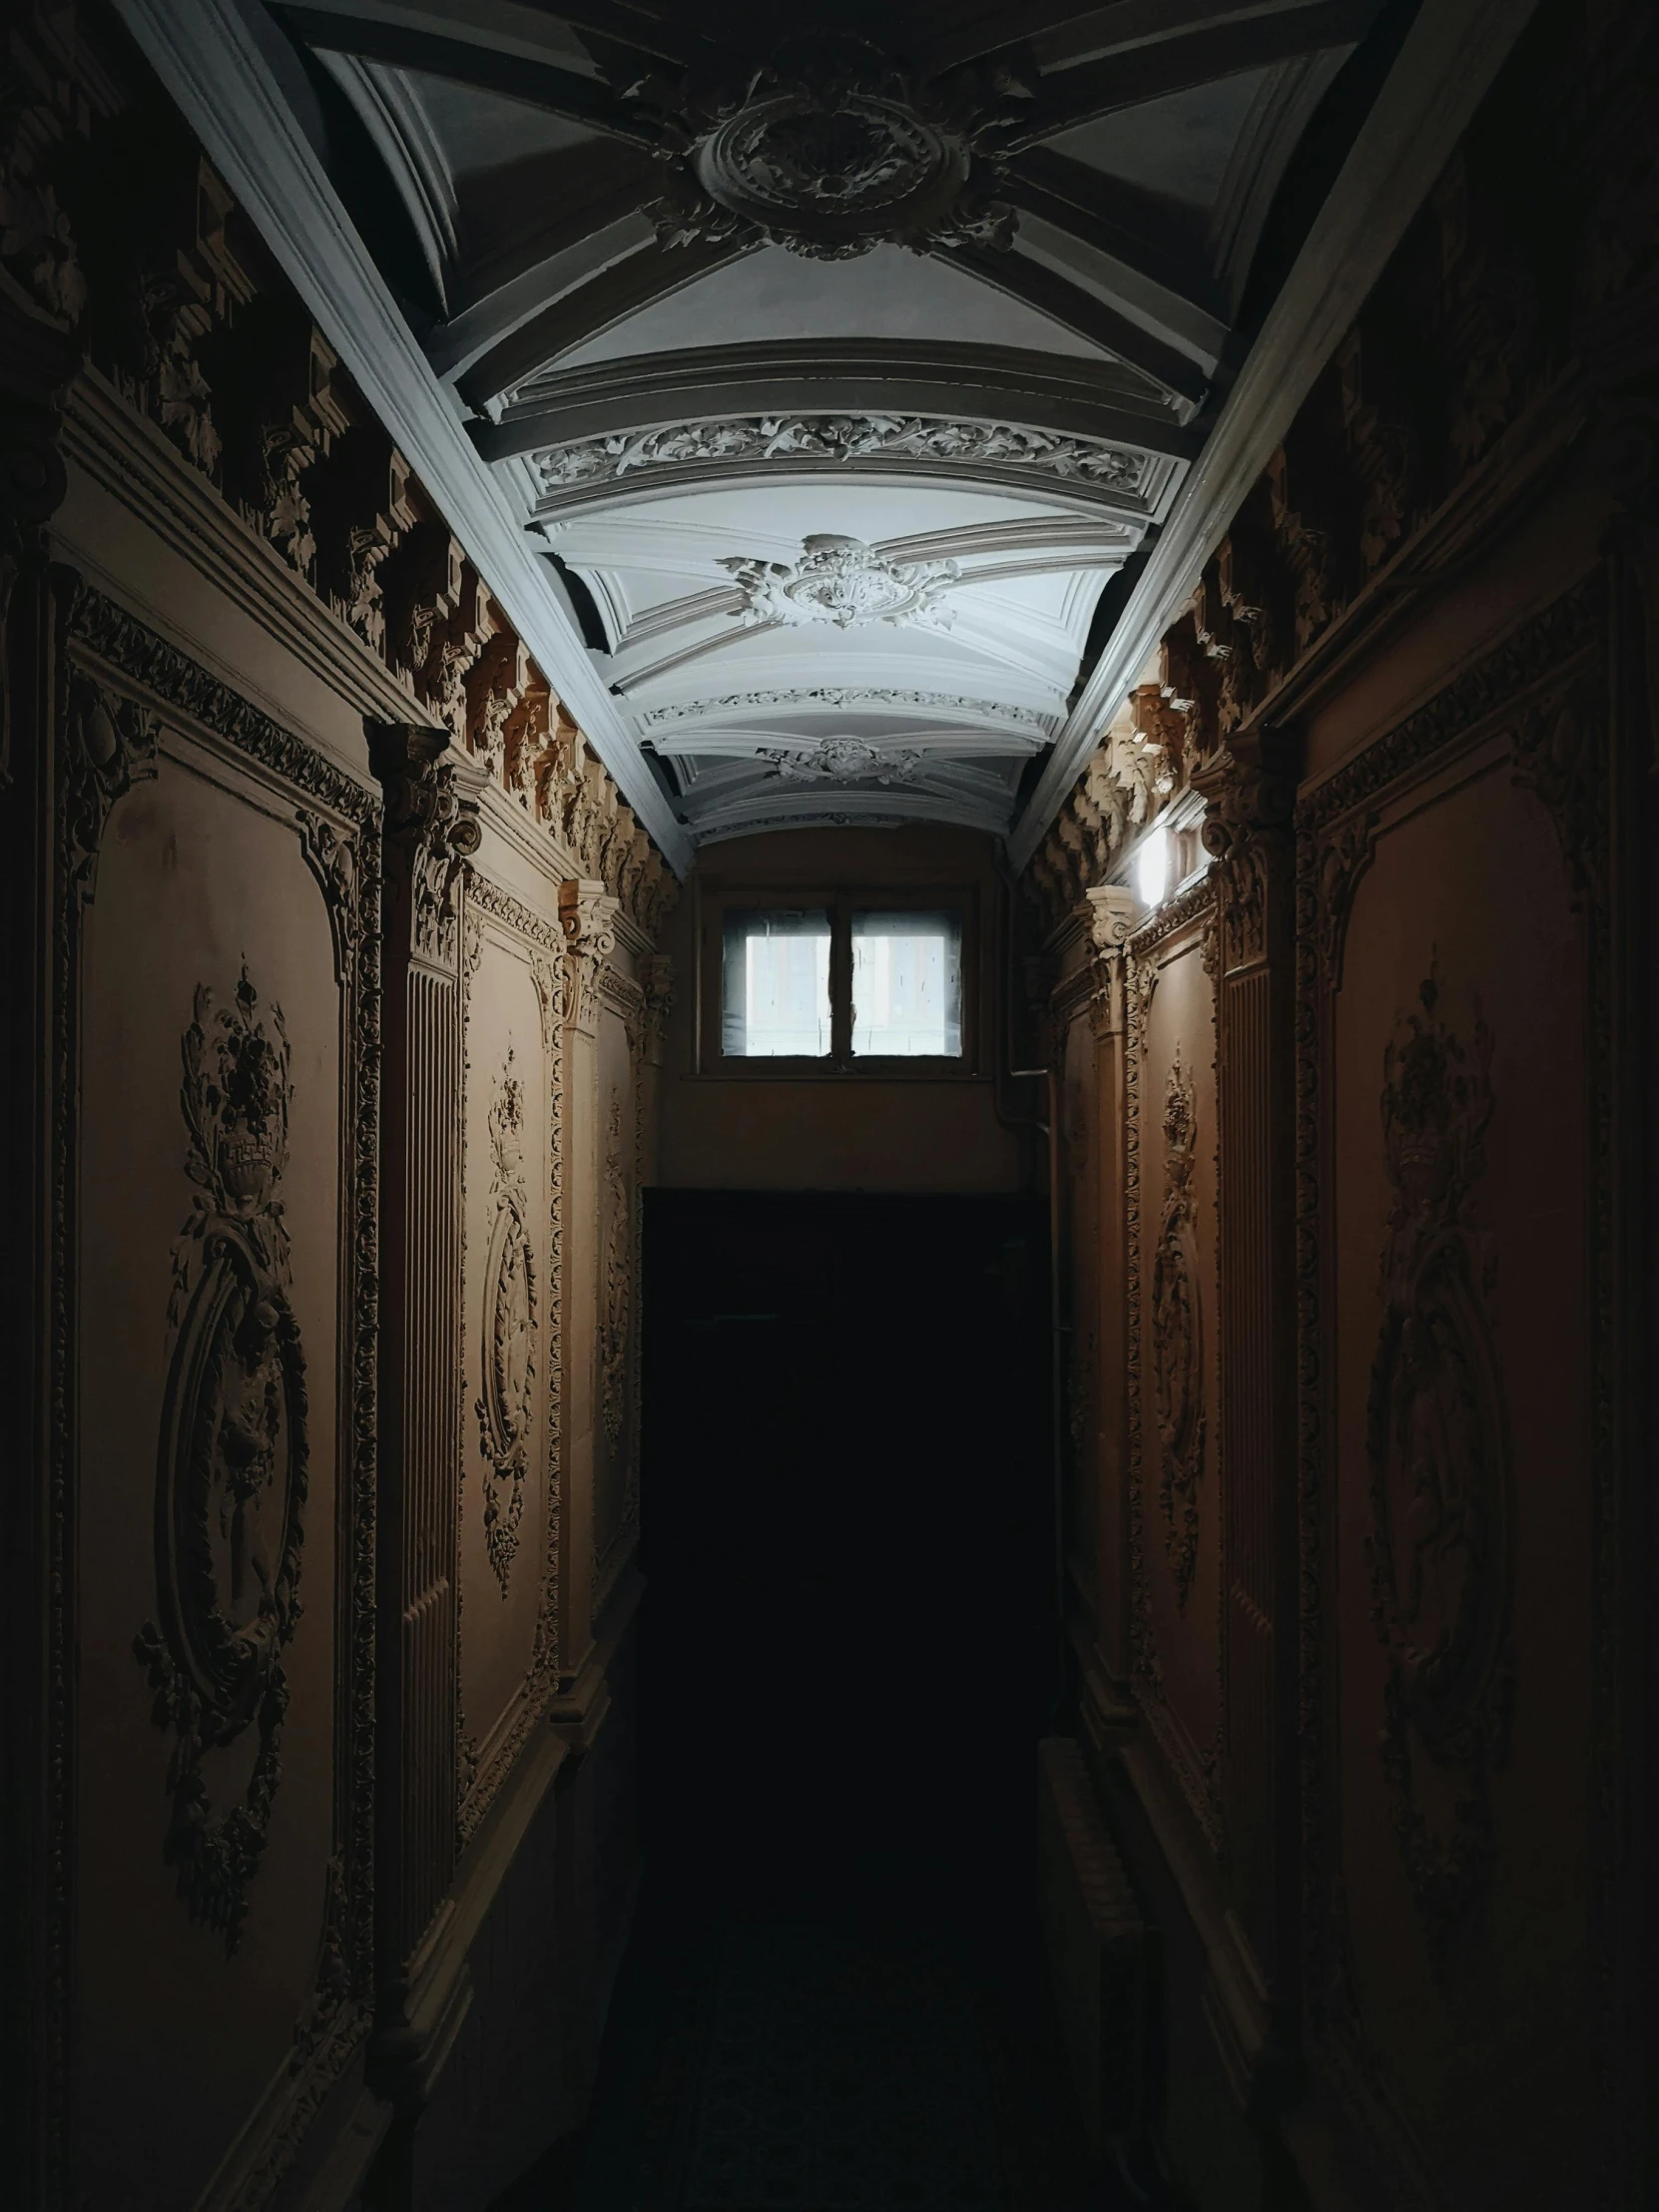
115, 0, 693, 871
476, 338, 1199, 459
1007, 0, 1547, 868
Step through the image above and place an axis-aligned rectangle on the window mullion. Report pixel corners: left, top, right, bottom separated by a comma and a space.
830, 895, 852, 1066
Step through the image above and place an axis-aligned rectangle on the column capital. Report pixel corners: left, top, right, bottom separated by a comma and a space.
1085, 885, 1140, 1039
558, 877, 619, 1035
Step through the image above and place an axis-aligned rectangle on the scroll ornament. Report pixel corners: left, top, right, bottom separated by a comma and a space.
476, 1050, 537, 1594
135, 965, 308, 1951
1151, 1051, 1206, 1602
1366, 966, 1510, 1960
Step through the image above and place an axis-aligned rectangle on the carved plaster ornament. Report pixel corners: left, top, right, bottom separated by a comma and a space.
1367, 962, 1510, 1961
719, 534, 959, 631
531, 415, 1153, 495
476, 1048, 538, 1595
760, 739, 925, 785
1151, 1050, 1206, 1603
630, 35, 1029, 261
641, 688, 1048, 732
136, 964, 307, 1951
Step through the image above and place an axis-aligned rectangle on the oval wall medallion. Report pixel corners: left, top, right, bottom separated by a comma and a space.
1365, 965, 1512, 1960
136, 965, 308, 1952
1151, 1050, 1205, 1603
476, 1049, 538, 1596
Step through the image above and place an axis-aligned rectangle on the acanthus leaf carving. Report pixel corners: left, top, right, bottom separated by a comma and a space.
558, 879, 619, 1034
62, 668, 161, 897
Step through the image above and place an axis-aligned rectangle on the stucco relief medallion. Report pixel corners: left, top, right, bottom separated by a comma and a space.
135, 965, 308, 1951
476, 1049, 538, 1596
1366, 965, 1510, 1960
1151, 1051, 1206, 1603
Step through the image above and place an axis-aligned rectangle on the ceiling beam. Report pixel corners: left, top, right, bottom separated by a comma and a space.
917, 1, 1326, 76
932, 244, 1211, 404
275, 5, 663, 146
1008, 0, 1544, 865
1005, 0, 1375, 143
455, 235, 762, 407
1002, 150, 1221, 315
473, 337, 1200, 460
114, 0, 693, 871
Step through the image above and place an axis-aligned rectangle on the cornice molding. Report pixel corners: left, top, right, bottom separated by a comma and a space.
60, 364, 432, 752
1007, 0, 1546, 869
112, 0, 692, 876
479, 338, 1199, 459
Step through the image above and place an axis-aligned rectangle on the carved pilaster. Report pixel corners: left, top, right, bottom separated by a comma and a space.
1192, 725, 1303, 2099
366, 721, 473, 2092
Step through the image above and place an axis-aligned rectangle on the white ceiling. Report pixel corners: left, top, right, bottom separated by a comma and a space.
264, 0, 1386, 853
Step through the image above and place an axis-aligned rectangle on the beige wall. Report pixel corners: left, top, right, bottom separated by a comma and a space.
1, 13, 673, 2200
658, 826, 1028, 1192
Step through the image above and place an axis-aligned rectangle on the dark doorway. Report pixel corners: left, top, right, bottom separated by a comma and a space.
503, 1191, 1094, 2210
638, 1189, 1055, 1920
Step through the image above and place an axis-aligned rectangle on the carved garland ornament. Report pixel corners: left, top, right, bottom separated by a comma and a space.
529, 415, 1155, 497
1151, 1050, 1206, 1605
135, 965, 307, 1952
475, 1048, 538, 1596
1366, 964, 1510, 1960
639, 687, 1048, 733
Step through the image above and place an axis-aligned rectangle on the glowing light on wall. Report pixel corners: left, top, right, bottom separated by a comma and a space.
1136, 823, 1169, 908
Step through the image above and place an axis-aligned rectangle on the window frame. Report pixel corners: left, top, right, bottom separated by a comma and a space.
696, 881, 981, 1080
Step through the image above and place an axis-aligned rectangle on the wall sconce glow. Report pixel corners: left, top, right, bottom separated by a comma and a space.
1136, 823, 1169, 908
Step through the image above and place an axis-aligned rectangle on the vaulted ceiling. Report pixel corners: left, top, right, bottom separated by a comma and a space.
253, 0, 1398, 850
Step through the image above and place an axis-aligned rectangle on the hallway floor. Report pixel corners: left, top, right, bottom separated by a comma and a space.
494, 1882, 1099, 2212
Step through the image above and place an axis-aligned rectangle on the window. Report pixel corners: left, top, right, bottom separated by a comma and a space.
850, 909, 962, 1058
705, 888, 975, 1074
722, 908, 832, 1057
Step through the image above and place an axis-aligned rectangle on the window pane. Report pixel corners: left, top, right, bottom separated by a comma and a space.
850, 909, 962, 1058
722, 909, 832, 1057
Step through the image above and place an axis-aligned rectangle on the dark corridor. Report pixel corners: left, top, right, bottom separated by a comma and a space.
500, 1192, 1099, 2209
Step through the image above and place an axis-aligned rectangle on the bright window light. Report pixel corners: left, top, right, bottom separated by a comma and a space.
850, 909, 963, 1057
1136, 824, 1170, 908
722, 909, 831, 1057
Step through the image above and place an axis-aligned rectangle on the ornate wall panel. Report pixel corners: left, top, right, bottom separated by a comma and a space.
457, 883, 564, 1845
1123, 885, 1223, 1858
1297, 580, 1609, 2207
53, 585, 378, 2210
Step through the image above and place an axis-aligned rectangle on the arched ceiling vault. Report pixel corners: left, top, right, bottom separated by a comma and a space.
127, 0, 1437, 859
